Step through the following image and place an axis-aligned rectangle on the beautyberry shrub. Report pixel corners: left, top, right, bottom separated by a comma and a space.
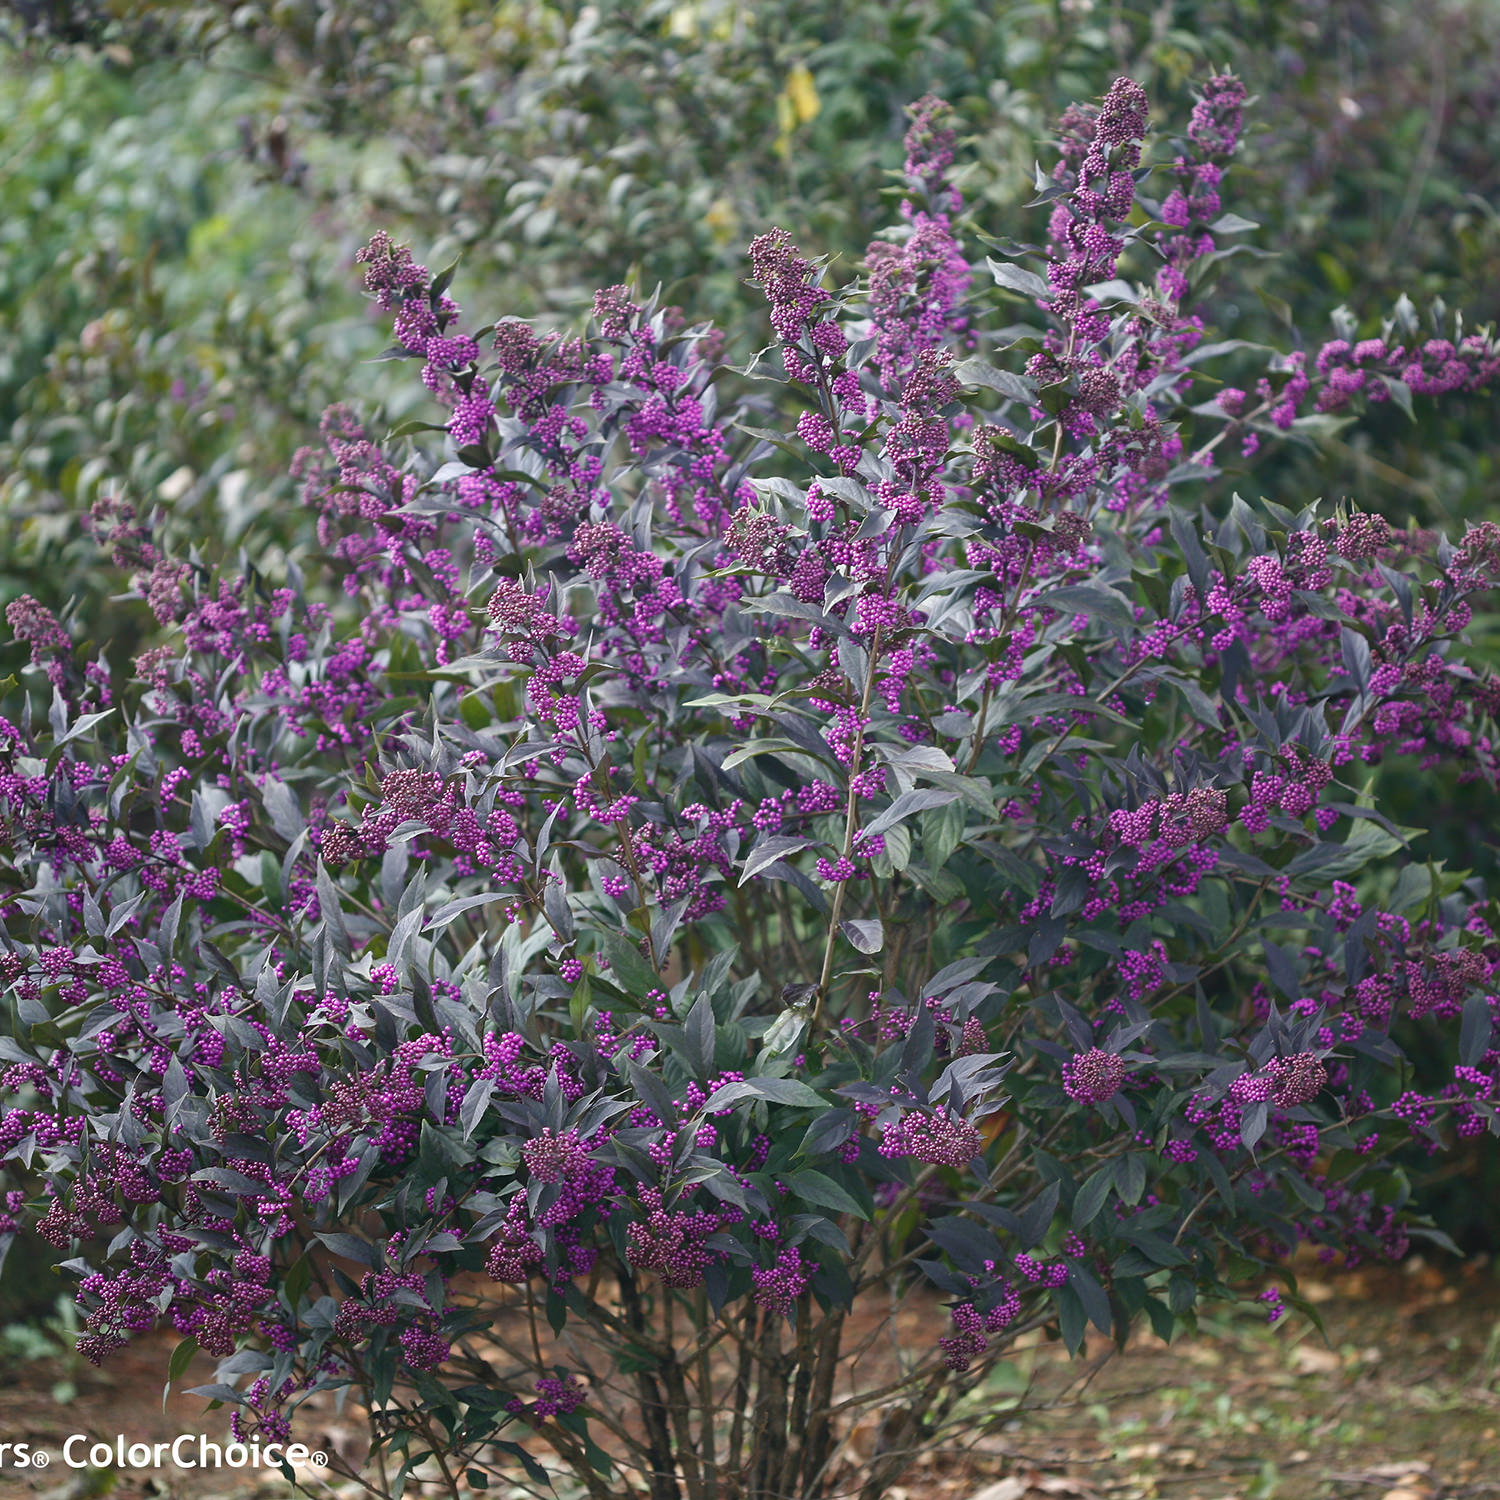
1, 77, 1498, 1500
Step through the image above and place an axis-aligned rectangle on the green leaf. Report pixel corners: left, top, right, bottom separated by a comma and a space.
1033, 584, 1137, 631
987, 258, 1050, 299
1288, 412, 1357, 442
1281, 1170, 1326, 1213
1284, 818, 1405, 879
53, 708, 115, 748
1054, 1283, 1087, 1354
1073, 1166, 1113, 1230
786, 1169, 868, 1220
1379, 373, 1416, 420
283, 1255, 312, 1310
920, 799, 966, 870
384, 418, 450, 441
952, 358, 1037, 403
1461, 992, 1493, 1068
1115, 1152, 1148, 1206
685, 992, 716, 1077
742, 591, 855, 639
163, 1337, 198, 1411
429, 255, 462, 303
1144, 1296, 1176, 1342
741, 835, 818, 884
316, 1232, 377, 1267
259, 849, 284, 908
492, 1441, 551, 1486
1070, 1264, 1114, 1335
603, 932, 658, 996
425, 892, 507, 931
702, 1077, 824, 1111
721, 737, 804, 770
861, 788, 959, 840
839, 918, 883, 954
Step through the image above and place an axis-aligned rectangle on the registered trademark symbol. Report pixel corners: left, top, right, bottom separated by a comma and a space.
31, 1452, 49, 1468
310, 1451, 329, 1467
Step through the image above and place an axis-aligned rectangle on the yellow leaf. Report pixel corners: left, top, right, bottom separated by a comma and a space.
666, 3, 699, 40
704, 196, 737, 245
786, 63, 820, 125
775, 92, 797, 138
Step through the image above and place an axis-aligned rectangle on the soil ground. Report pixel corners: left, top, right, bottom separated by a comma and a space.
0, 1256, 1495, 1500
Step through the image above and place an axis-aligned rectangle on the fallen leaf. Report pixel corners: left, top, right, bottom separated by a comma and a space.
1291, 1343, 1342, 1374
967, 1481, 1027, 1500
966, 1473, 1098, 1500
1032, 1479, 1099, 1497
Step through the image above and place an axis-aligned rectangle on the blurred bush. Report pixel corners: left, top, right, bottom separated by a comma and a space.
6, 2, 1498, 610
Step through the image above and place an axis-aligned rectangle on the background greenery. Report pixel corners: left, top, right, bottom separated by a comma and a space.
1, 0, 1498, 1300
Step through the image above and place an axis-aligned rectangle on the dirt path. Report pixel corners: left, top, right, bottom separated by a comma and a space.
911, 1256, 1500, 1500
